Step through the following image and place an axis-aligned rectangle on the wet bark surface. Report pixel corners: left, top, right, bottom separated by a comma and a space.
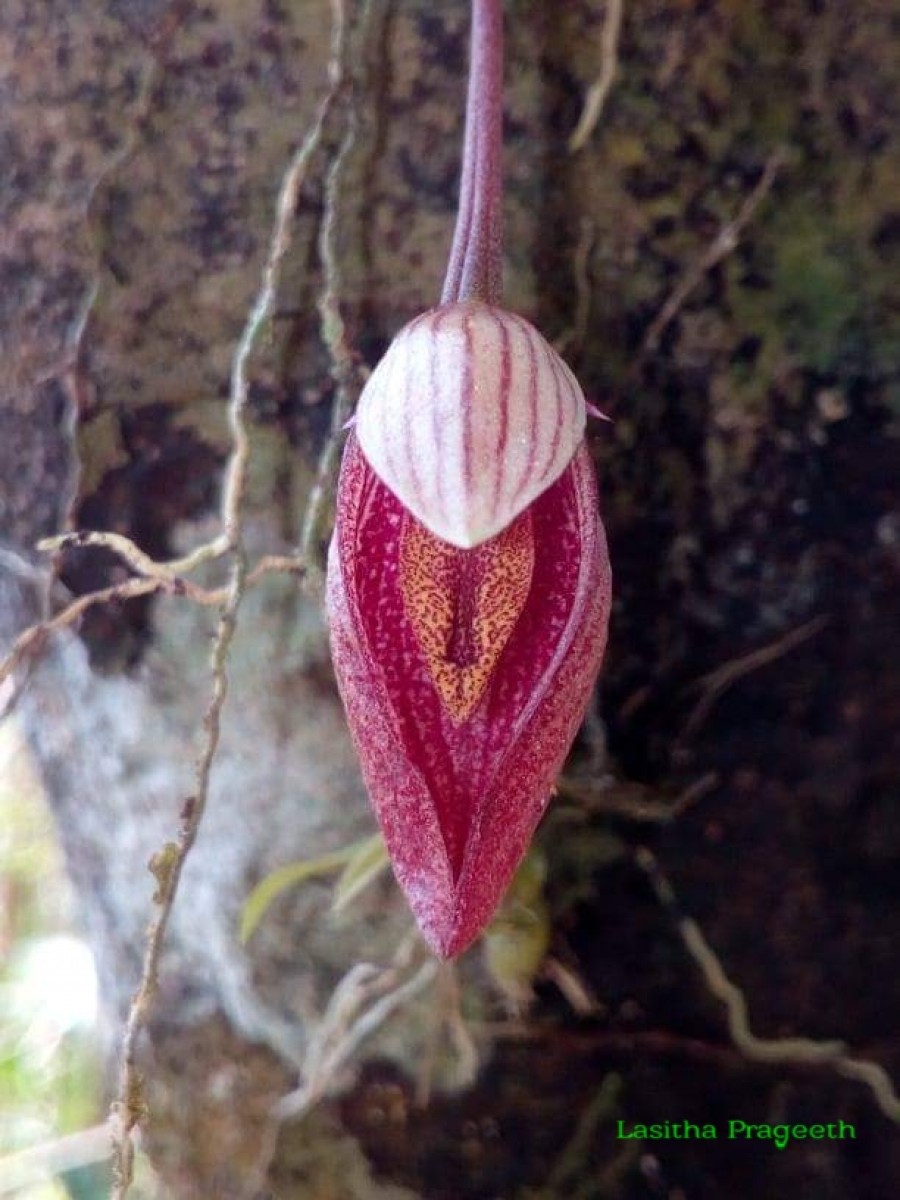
2, 1, 899, 1197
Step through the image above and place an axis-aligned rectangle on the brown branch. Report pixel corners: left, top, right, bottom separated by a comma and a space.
299, 29, 366, 572
558, 771, 719, 824
0, 558, 305, 708
37, 529, 229, 580
682, 614, 829, 737
109, 561, 250, 1198
638, 147, 787, 362
1, 578, 160, 700
635, 847, 900, 1124
568, 0, 625, 153
554, 217, 597, 360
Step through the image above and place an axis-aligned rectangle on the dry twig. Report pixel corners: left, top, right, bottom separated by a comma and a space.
274, 954, 438, 1122
299, 18, 367, 569
37, 529, 230, 581
683, 614, 828, 737
1, 577, 159, 702
638, 148, 787, 361
554, 217, 597, 359
636, 847, 900, 1124
559, 771, 719, 824
0, 557, 305, 706
568, 0, 625, 153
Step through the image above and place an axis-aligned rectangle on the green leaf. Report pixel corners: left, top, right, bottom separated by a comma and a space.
330, 833, 390, 916
239, 841, 372, 944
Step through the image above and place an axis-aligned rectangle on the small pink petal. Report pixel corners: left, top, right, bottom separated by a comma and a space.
586, 401, 612, 422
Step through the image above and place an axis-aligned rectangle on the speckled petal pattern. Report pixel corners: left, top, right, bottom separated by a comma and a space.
326, 435, 611, 957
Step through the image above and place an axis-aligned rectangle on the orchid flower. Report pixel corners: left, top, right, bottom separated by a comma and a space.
326, 0, 612, 957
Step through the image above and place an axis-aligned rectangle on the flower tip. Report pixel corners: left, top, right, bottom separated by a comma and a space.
586, 401, 612, 423
407, 895, 498, 960
422, 924, 470, 961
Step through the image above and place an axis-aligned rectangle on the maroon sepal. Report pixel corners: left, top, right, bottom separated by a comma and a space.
326, 434, 611, 957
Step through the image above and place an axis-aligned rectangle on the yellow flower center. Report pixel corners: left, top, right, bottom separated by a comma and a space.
399, 510, 534, 722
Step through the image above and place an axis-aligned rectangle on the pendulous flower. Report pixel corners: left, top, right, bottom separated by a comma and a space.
325, 0, 612, 957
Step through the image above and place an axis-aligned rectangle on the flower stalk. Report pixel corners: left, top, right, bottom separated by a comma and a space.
442, 0, 504, 306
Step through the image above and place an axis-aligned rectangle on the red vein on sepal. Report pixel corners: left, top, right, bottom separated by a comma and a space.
511, 313, 539, 508
429, 307, 449, 527
462, 310, 474, 492
544, 359, 565, 484
490, 309, 512, 519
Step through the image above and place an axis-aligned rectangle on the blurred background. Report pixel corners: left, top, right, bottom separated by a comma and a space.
1, 721, 114, 1199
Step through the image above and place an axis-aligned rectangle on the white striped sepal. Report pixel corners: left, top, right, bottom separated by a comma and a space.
354, 301, 587, 548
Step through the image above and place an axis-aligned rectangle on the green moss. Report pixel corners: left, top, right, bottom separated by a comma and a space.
770, 217, 859, 373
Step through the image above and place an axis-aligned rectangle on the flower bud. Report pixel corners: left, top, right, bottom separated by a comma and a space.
326, 315, 611, 954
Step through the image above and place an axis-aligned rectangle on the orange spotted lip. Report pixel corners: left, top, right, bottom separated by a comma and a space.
399, 509, 535, 724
